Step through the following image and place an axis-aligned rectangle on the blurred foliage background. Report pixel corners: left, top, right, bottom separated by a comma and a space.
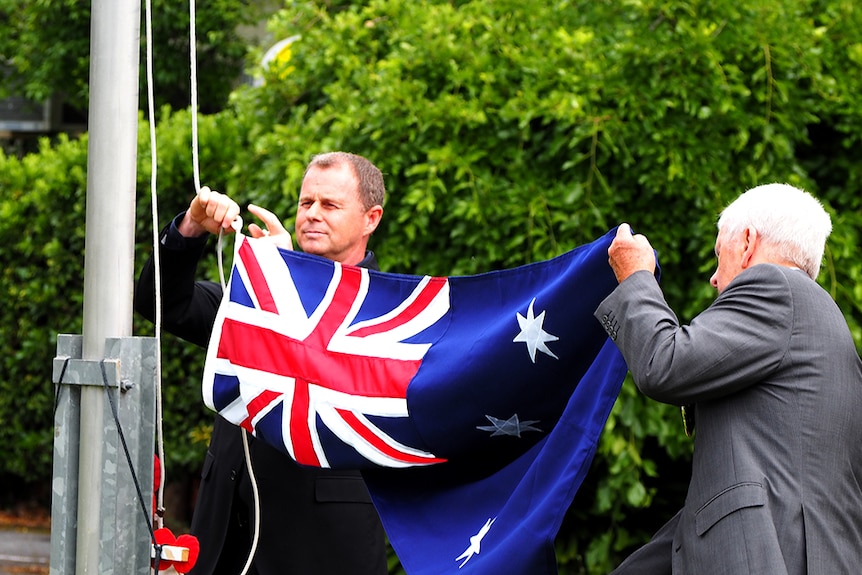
1, 0, 861, 573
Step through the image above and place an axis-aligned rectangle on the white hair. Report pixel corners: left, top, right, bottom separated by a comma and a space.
717, 183, 832, 279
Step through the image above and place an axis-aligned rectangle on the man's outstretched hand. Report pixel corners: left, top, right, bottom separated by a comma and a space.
607, 223, 656, 283
248, 203, 293, 250
179, 186, 241, 237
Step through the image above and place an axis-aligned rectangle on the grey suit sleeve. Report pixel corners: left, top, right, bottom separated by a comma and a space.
595, 265, 793, 405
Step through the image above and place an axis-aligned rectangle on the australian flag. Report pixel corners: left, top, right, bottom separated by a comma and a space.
203, 228, 629, 574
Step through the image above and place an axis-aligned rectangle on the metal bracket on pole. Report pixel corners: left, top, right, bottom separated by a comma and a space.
53, 357, 121, 390
50, 334, 158, 575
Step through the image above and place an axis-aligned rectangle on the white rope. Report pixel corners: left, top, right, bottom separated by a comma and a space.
143, 0, 261, 566
188, 2, 260, 573
216, 225, 256, 575
143, 0, 166, 531
188, 0, 201, 194
237, 409, 261, 575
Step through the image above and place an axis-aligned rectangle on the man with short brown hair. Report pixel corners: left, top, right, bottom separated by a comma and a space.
136, 152, 388, 575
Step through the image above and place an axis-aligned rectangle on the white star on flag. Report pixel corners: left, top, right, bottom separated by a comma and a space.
455, 517, 496, 568
513, 298, 559, 362
477, 414, 542, 438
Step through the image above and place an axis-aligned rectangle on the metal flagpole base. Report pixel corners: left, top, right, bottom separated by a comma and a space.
50, 334, 158, 575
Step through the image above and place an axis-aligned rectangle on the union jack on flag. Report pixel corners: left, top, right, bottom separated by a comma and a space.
203, 234, 451, 468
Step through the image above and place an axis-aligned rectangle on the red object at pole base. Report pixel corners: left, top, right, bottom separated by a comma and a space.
152, 527, 200, 573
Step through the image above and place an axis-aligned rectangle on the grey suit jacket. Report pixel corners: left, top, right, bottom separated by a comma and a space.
596, 264, 862, 575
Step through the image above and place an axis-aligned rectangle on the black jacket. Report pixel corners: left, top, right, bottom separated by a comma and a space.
135, 217, 387, 575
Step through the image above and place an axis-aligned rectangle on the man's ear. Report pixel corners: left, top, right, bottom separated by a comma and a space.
364, 205, 384, 236
740, 225, 759, 269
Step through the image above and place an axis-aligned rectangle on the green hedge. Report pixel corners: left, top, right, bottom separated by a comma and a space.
2, 0, 862, 573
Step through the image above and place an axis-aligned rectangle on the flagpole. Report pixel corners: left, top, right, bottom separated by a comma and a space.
76, 0, 141, 572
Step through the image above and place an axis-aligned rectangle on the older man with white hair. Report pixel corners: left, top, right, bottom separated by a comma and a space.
597, 183, 862, 574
